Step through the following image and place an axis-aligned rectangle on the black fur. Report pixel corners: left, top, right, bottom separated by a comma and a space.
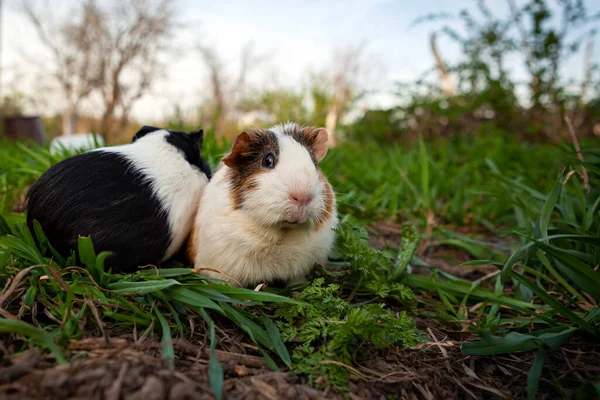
27, 152, 171, 272
165, 129, 212, 179
26, 127, 212, 272
133, 126, 211, 179
132, 125, 162, 142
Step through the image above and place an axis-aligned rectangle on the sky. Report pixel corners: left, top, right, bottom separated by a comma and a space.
1, 0, 599, 123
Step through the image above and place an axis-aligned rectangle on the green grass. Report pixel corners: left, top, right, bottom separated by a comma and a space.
321, 134, 564, 226
1, 131, 599, 398
324, 134, 600, 397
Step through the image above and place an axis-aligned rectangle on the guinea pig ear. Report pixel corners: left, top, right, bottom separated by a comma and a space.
132, 125, 161, 142
222, 132, 252, 168
304, 127, 329, 163
190, 129, 204, 145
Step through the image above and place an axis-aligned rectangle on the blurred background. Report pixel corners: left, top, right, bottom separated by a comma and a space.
0, 0, 599, 145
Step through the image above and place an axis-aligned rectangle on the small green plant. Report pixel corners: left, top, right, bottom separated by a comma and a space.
275, 278, 420, 390
272, 219, 422, 391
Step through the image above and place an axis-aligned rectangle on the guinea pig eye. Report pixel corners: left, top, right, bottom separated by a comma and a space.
262, 153, 275, 169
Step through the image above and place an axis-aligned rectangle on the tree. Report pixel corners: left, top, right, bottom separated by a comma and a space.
413, 0, 600, 140
96, 0, 175, 142
24, 0, 175, 141
197, 41, 265, 137
24, 0, 105, 135
430, 33, 456, 96
324, 45, 366, 147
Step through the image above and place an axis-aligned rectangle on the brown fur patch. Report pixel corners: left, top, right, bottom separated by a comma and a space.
277, 125, 324, 164
315, 171, 335, 231
186, 227, 197, 263
223, 129, 280, 209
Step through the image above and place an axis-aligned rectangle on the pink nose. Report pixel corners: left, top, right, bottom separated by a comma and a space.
289, 191, 313, 207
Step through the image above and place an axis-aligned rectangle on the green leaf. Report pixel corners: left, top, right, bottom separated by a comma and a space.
0, 234, 46, 265
462, 326, 575, 356
24, 283, 37, 307
583, 195, 600, 232
31, 220, 50, 255
257, 346, 279, 371
220, 303, 273, 352
154, 307, 175, 369
528, 237, 600, 302
159, 296, 185, 339
510, 273, 595, 335
405, 274, 538, 314
538, 175, 563, 239
209, 321, 224, 400
190, 286, 254, 304
260, 313, 291, 367
109, 279, 181, 294
166, 287, 222, 312
77, 236, 96, 267
462, 335, 539, 355
418, 137, 431, 209
389, 224, 419, 281
0, 319, 66, 364
198, 310, 223, 400
572, 382, 600, 400
502, 233, 600, 283
136, 268, 195, 278
209, 285, 304, 305
527, 350, 545, 400
0, 214, 11, 236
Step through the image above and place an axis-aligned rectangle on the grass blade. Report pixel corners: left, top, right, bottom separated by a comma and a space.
0, 214, 11, 236
260, 313, 291, 367
418, 138, 431, 209
510, 272, 595, 336
154, 307, 175, 369
109, 279, 181, 294
198, 309, 223, 400
390, 224, 419, 280
166, 287, 222, 312
208, 285, 303, 305
0, 319, 66, 364
538, 175, 562, 239
462, 326, 575, 355
136, 268, 195, 278
527, 350, 545, 400
405, 274, 539, 313
527, 237, 600, 302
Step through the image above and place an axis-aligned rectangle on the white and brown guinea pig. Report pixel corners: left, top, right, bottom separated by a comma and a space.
27, 126, 211, 272
188, 122, 338, 287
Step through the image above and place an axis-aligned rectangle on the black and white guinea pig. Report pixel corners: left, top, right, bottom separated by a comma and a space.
188, 122, 338, 287
26, 125, 212, 272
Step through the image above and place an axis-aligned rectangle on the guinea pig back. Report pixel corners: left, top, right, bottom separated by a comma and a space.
26, 126, 211, 272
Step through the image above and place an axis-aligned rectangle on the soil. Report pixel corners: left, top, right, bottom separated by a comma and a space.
2, 325, 598, 400
1, 221, 599, 399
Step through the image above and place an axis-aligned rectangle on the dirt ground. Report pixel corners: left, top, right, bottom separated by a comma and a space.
1, 222, 599, 399
2, 324, 599, 400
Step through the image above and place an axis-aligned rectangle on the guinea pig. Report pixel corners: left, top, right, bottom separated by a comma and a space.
188, 122, 338, 287
26, 125, 212, 272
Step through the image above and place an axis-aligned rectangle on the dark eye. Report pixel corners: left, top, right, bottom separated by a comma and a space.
262, 153, 275, 169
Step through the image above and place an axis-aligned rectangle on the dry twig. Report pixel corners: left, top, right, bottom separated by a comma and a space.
564, 116, 590, 192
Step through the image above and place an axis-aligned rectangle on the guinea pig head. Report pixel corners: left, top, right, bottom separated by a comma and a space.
222, 123, 333, 228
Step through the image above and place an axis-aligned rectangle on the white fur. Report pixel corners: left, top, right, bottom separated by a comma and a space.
99, 130, 208, 260
191, 124, 338, 287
